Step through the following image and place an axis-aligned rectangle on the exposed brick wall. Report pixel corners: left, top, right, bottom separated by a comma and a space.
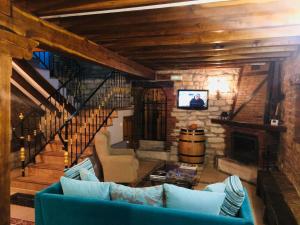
233, 65, 269, 124
162, 87, 176, 150
279, 50, 300, 194
157, 68, 240, 165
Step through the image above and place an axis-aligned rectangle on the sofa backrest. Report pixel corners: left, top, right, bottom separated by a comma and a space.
35, 182, 254, 225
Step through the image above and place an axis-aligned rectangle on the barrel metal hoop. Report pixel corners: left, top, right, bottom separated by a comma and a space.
179, 139, 205, 143
179, 153, 205, 157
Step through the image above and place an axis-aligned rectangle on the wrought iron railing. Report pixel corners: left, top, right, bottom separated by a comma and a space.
56, 71, 132, 167
14, 51, 132, 175
12, 78, 73, 176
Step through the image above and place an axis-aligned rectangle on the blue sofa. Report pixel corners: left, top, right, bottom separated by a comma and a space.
35, 182, 254, 225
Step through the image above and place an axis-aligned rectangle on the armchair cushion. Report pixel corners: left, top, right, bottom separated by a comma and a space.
110, 148, 135, 156
94, 131, 139, 183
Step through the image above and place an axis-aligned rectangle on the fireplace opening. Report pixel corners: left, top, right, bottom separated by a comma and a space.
230, 132, 259, 165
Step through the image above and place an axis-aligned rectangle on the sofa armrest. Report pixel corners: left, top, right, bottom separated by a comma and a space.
238, 189, 254, 225
110, 147, 135, 156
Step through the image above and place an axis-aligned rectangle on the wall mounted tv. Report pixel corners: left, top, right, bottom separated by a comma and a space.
177, 89, 209, 110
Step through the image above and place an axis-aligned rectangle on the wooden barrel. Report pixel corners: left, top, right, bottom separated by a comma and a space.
178, 128, 205, 164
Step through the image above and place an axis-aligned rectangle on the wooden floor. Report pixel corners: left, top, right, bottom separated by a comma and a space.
10, 161, 265, 225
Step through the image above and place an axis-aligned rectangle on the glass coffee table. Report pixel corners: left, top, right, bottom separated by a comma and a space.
149, 162, 198, 189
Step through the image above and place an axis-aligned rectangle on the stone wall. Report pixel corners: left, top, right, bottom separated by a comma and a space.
157, 68, 240, 164
279, 50, 300, 194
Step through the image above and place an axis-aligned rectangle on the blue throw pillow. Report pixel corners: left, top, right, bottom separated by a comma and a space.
60, 176, 110, 200
64, 158, 94, 180
220, 175, 245, 217
110, 183, 163, 207
204, 182, 226, 193
164, 184, 225, 215
80, 168, 99, 182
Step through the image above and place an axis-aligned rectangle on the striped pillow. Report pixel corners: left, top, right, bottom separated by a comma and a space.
220, 175, 245, 217
64, 158, 95, 180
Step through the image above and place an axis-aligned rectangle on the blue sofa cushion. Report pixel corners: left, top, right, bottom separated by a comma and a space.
79, 168, 99, 182
220, 175, 245, 217
110, 183, 163, 207
164, 184, 226, 215
204, 182, 226, 193
60, 176, 110, 200
64, 158, 94, 180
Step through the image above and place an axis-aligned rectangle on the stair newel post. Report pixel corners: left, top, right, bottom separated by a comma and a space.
19, 113, 26, 177
88, 104, 91, 142
118, 74, 121, 109
95, 99, 98, 131
93, 99, 96, 134
33, 130, 37, 163
64, 120, 69, 168
84, 107, 87, 148
27, 134, 31, 164
75, 116, 78, 163
79, 111, 83, 154
44, 108, 48, 140
70, 117, 73, 165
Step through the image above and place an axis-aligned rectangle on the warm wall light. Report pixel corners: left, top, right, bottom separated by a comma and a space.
208, 77, 231, 99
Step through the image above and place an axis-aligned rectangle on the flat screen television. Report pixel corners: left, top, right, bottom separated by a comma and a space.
177, 89, 209, 110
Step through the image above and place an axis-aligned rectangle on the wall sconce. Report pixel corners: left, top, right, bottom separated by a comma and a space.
208, 77, 231, 100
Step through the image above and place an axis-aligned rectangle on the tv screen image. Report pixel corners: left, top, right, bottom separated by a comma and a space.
177, 90, 209, 110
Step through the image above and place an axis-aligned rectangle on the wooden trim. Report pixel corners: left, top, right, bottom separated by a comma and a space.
0, 53, 11, 225
0, 7, 154, 79
0, 0, 11, 16
231, 76, 268, 119
211, 119, 287, 132
11, 70, 57, 112
13, 59, 76, 113
230, 66, 244, 118
264, 62, 275, 123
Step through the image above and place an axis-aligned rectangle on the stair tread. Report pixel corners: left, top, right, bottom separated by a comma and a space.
13, 175, 59, 185
29, 162, 65, 171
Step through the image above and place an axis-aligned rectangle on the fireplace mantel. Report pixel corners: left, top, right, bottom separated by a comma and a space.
211, 119, 287, 132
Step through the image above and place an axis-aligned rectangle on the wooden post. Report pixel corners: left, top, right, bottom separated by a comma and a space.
0, 53, 12, 225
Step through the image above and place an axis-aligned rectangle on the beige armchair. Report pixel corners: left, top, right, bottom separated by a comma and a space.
94, 130, 139, 183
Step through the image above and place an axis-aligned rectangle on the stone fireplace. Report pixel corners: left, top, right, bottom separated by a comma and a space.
230, 132, 259, 165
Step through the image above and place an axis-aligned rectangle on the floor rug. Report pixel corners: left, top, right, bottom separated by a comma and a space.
11, 218, 34, 225
10, 193, 35, 208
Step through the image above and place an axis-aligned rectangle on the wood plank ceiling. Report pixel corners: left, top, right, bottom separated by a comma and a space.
13, 0, 300, 70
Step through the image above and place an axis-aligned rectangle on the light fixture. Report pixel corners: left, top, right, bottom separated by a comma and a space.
208, 77, 231, 100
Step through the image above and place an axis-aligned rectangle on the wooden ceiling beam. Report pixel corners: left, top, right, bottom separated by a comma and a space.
102, 26, 300, 48
130, 46, 298, 60
113, 38, 300, 54
138, 52, 290, 64
0, 6, 154, 78
148, 58, 284, 69
0, 0, 11, 16
50, 1, 295, 29
15, 0, 187, 16
81, 11, 300, 41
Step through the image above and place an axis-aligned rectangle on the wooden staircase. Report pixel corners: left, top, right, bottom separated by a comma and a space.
11, 110, 117, 193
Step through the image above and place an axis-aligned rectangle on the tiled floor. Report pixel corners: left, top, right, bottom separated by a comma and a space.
10, 162, 265, 225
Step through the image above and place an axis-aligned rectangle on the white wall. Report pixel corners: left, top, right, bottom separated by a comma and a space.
108, 108, 133, 144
